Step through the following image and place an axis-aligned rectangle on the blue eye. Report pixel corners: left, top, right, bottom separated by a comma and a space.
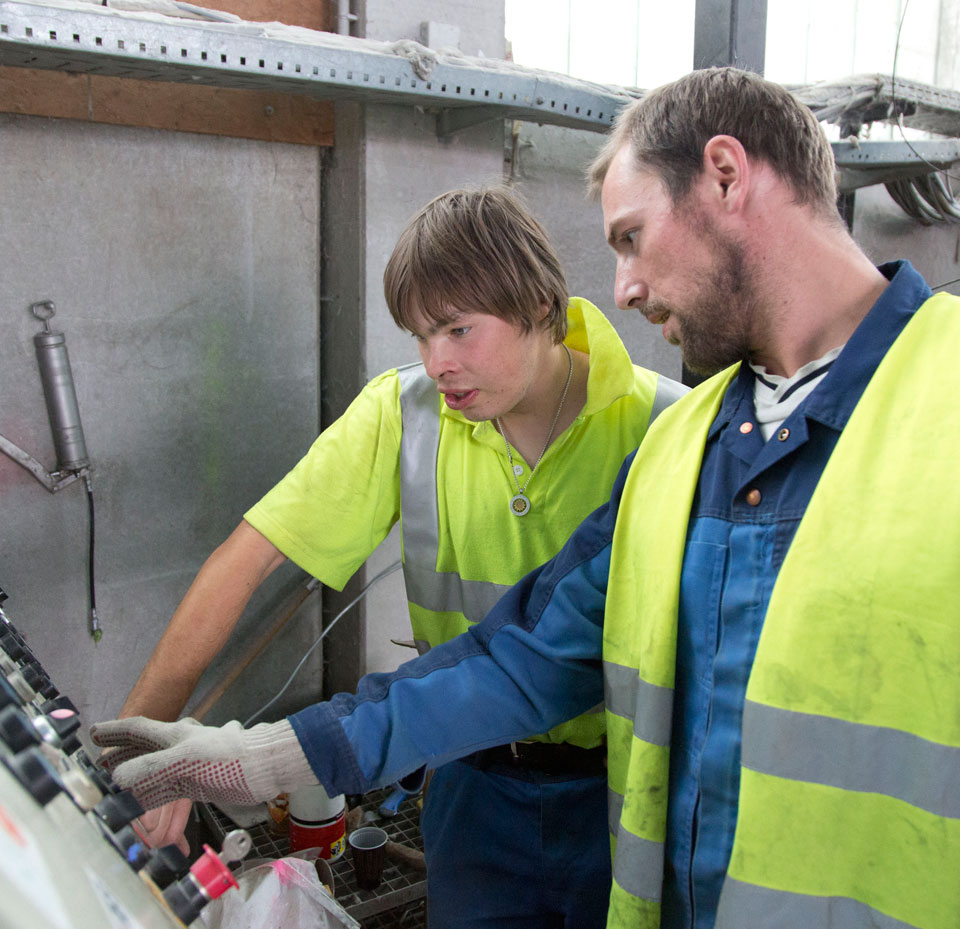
450, 326, 470, 337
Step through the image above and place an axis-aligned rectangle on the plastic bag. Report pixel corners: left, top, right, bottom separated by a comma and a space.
199, 856, 360, 929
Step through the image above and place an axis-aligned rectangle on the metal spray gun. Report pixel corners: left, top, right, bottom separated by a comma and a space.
0, 301, 99, 640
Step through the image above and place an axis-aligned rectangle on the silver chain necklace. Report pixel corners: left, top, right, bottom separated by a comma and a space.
495, 344, 573, 517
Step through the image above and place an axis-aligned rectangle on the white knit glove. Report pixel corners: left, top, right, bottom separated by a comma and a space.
90, 717, 319, 811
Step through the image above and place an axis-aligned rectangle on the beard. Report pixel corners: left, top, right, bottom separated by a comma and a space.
651, 224, 760, 377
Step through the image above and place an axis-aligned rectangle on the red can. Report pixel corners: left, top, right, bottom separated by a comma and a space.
288, 786, 346, 860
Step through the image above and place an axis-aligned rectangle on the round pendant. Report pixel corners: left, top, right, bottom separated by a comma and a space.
510, 493, 531, 516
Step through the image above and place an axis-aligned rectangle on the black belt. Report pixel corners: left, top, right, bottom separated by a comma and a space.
462, 742, 606, 777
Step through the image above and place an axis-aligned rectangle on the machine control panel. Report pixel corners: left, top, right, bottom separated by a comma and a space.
0, 592, 248, 928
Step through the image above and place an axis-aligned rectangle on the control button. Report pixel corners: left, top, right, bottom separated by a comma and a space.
145, 844, 191, 890
21, 663, 57, 700
190, 845, 239, 900
0, 677, 23, 710
114, 825, 152, 872
739, 422, 754, 434
42, 694, 79, 716
163, 872, 213, 925
745, 489, 762, 506
76, 749, 120, 795
94, 789, 145, 831
6, 670, 37, 704
48, 709, 82, 754
777, 428, 790, 441
0, 705, 42, 752
2, 747, 63, 806
163, 839, 246, 925
0, 629, 24, 662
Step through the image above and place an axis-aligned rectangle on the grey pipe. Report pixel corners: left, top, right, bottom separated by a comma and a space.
337, 0, 354, 35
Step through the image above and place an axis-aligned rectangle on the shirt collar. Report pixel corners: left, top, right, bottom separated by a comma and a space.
707, 259, 931, 441
800, 259, 931, 431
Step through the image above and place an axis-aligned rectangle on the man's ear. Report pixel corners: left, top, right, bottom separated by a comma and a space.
701, 135, 750, 212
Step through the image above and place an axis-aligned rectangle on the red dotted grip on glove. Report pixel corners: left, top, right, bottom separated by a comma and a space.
125, 758, 257, 810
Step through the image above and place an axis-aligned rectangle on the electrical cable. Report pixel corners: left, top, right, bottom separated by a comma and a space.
242, 559, 403, 728
891, 0, 960, 184
923, 173, 960, 220
879, 0, 960, 224
84, 474, 101, 643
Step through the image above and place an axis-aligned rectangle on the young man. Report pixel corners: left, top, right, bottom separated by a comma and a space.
96, 68, 958, 929
111, 187, 686, 928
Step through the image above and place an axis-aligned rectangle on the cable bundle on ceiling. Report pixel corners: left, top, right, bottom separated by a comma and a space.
885, 173, 960, 225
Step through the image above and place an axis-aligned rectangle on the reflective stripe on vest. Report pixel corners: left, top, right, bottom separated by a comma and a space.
397, 365, 511, 637
739, 700, 960, 819
604, 660, 673, 746
649, 372, 688, 424
604, 659, 673, 902
601, 292, 960, 929
715, 879, 921, 929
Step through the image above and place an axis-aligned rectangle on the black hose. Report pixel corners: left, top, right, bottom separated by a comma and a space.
84, 474, 100, 642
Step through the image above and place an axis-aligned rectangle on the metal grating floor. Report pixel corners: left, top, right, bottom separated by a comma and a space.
201, 789, 427, 929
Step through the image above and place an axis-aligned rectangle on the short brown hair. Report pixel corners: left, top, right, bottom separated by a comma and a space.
384, 187, 569, 343
589, 67, 838, 214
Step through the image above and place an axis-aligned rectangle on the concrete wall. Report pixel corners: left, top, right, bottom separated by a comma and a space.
0, 115, 324, 728
509, 122, 684, 378
854, 185, 960, 297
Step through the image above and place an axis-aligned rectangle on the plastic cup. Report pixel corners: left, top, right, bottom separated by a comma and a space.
348, 826, 388, 890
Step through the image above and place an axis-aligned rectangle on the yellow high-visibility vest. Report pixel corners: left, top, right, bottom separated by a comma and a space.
603, 292, 960, 929
399, 298, 684, 748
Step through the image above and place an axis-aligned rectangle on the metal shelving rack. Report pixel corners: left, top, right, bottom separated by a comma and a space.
0, 0, 626, 135
3, 1, 960, 182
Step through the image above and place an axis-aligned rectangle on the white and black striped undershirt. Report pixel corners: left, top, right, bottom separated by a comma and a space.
748, 345, 844, 441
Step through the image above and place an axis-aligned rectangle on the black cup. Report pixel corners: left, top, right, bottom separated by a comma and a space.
348, 826, 388, 890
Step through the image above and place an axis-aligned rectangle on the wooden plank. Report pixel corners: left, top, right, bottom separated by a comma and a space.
197, 0, 335, 32
0, 66, 334, 145
0, 0, 337, 144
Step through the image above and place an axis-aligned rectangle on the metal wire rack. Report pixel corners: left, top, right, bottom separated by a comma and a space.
201, 788, 427, 928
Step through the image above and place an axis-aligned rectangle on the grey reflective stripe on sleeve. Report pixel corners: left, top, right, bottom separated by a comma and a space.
715, 878, 921, 929
611, 821, 665, 902
397, 364, 511, 622
649, 374, 689, 424
604, 660, 673, 746
741, 700, 960, 818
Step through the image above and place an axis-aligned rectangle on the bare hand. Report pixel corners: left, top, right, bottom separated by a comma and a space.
134, 799, 193, 855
